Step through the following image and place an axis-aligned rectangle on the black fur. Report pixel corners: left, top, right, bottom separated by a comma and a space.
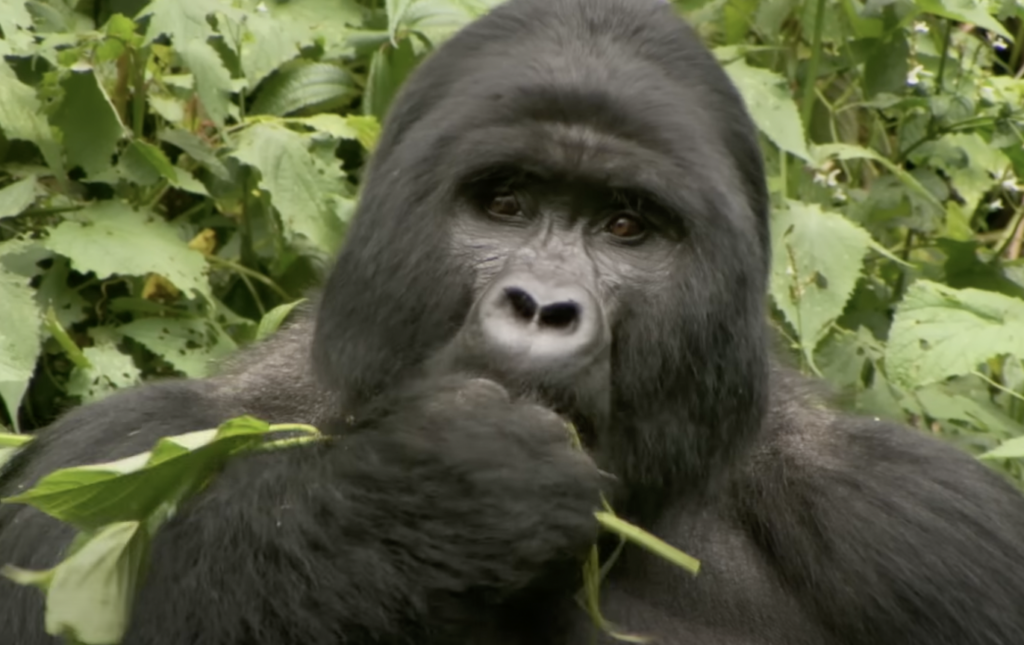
3, 0, 1024, 643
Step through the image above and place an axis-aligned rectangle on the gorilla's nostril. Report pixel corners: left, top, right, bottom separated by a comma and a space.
538, 301, 579, 329
504, 287, 538, 322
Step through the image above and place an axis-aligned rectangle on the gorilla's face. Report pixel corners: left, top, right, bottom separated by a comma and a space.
316, 0, 772, 493
435, 171, 686, 445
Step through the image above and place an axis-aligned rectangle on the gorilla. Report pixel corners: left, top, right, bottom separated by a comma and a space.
3, 0, 1024, 642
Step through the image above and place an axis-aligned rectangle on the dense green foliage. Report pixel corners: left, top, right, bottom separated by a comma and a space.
1, 0, 1024, 481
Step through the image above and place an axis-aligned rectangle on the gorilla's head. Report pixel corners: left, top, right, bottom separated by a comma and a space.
314, 0, 770, 498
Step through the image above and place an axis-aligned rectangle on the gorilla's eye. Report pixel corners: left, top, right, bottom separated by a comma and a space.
487, 192, 523, 218
605, 213, 647, 241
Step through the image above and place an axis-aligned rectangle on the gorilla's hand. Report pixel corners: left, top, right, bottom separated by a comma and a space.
339, 374, 604, 596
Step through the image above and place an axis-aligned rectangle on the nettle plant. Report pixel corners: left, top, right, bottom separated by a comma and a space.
1, 0, 1024, 482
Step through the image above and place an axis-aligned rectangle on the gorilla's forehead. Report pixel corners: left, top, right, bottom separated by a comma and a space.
378, 0, 763, 236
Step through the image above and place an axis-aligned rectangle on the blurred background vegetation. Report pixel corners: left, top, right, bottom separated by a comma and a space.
2, 0, 1024, 482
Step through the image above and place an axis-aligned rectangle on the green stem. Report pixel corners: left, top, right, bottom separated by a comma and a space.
799, 0, 828, 132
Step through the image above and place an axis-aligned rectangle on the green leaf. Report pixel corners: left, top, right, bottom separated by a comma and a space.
250, 61, 358, 117
862, 33, 909, 98
981, 436, 1024, 460
0, 62, 63, 176
158, 129, 231, 180
0, 175, 38, 220
812, 142, 945, 213
178, 40, 234, 128
397, 0, 500, 48
66, 342, 142, 404
44, 201, 211, 299
0, 267, 43, 432
770, 200, 873, 356
51, 66, 127, 177
2, 416, 294, 528
722, 58, 810, 161
139, 0, 219, 45
255, 299, 307, 341
915, 0, 1013, 41
886, 280, 1024, 388
118, 317, 237, 378
118, 140, 179, 187
237, 12, 300, 88
363, 37, 420, 121
13, 521, 150, 645
0, 432, 33, 470
261, 0, 363, 54
231, 123, 345, 252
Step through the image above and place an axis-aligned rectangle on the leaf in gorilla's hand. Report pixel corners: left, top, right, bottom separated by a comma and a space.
0, 431, 33, 470
1, 416, 318, 531
4, 521, 149, 645
3, 417, 321, 644
770, 199, 873, 359
885, 280, 1024, 388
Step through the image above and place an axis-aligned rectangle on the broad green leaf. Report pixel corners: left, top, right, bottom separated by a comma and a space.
118, 140, 179, 186
722, 58, 810, 161
915, 0, 1013, 41
237, 12, 300, 88
812, 143, 945, 212
0, 62, 63, 176
118, 317, 237, 378
912, 133, 1010, 215
231, 123, 345, 252
260, 0, 363, 55
51, 66, 126, 177
0, 432, 33, 469
398, 0, 500, 48
44, 201, 211, 299
863, 33, 909, 98
178, 40, 234, 128
66, 343, 142, 404
158, 129, 230, 180
770, 200, 873, 355
886, 280, 1024, 388
0, 268, 43, 432
982, 436, 1024, 460
0, 0, 35, 57
347, 115, 382, 151
255, 299, 307, 341
139, 0, 219, 45
250, 61, 358, 117
2, 416, 297, 528
364, 37, 420, 121
17, 521, 149, 645
915, 385, 1024, 438
0, 175, 38, 220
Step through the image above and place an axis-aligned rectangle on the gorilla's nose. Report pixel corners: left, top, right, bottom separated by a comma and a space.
476, 273, 607, 374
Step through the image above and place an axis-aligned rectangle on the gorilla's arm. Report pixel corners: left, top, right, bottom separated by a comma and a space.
0, 377, 601, 645
742, 412, 1024, 644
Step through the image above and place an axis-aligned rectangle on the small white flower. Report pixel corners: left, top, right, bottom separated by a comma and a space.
993, 37, 1008, 51
907, 64, 924, 85
913, 21, 929, 33
988, 198, 1004, 212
